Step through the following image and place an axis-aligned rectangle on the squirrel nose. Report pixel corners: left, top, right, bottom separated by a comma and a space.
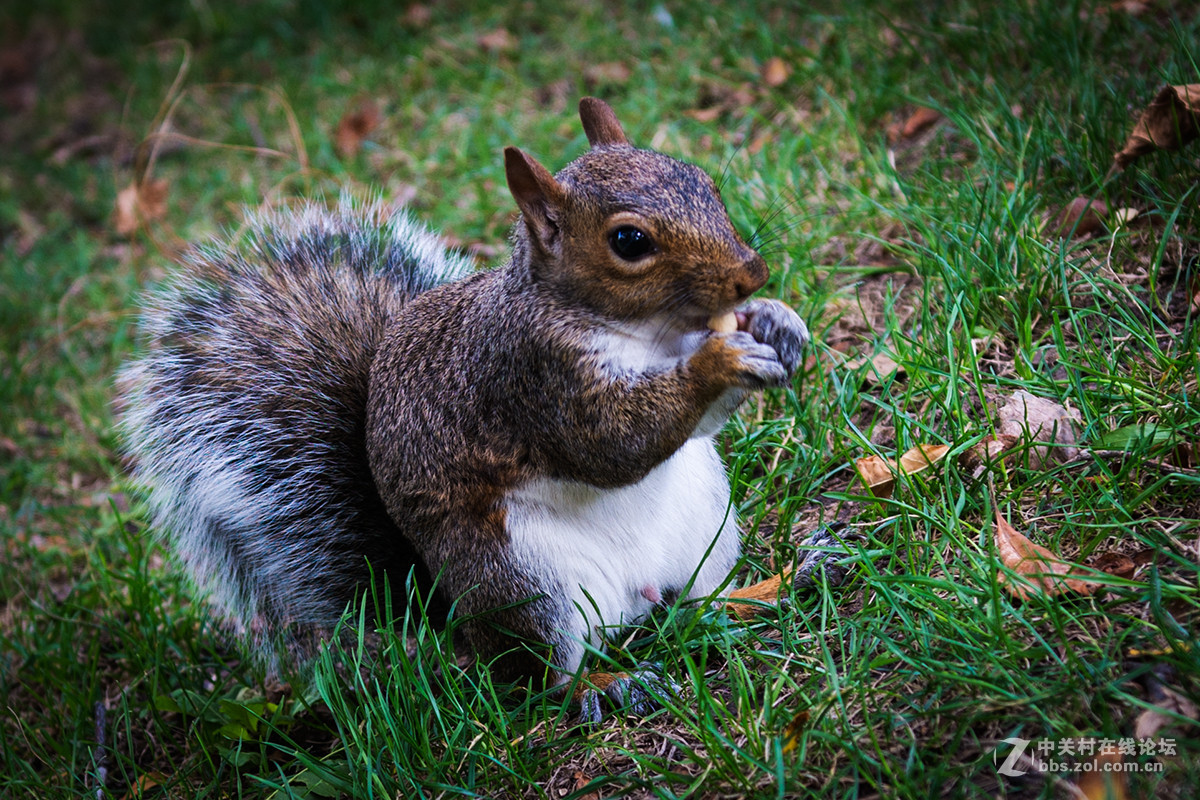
733, 252, 769, 300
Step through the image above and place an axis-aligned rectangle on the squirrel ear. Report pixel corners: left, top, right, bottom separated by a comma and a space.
579, 97, 630, 148
504, 146, 566, 256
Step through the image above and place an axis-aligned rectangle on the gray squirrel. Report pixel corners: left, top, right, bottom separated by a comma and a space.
118, 97, 809, 700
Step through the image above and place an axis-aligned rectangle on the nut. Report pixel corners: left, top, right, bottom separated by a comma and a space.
707, 311, 738, 333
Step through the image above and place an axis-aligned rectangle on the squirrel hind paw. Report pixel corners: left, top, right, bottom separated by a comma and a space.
574, 662, 679, 725
792, 523, 863, 591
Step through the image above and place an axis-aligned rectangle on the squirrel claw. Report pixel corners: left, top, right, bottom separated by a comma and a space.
574, 662, 679, 725
741, 298, 809, 378
721, 331, 789, 388
792, 524, 864, 591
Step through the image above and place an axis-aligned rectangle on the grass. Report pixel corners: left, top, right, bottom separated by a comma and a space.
2, 0, 1199, 797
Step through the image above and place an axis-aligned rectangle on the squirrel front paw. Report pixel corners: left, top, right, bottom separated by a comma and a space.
703, 330, 790, 388
739, 298, 809, 378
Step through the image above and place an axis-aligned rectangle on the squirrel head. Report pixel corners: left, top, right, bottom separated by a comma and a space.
504, 98, 768, 326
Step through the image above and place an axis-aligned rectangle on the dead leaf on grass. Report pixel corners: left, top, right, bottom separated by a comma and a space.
401, 4, 432, 28
334, 97, 381, 158
993, 510, 1095, 599
583, 61, 631, 87
684, 106, 722, 123
572, 771, 601, 800
761, 56, 790, 88
1114, 84, 1200, 169
113, 178, 168, 236
781, 708, 810, 753
1086, 551, 1137, 580
958, 434, 1020, 476
1134, 682, 1199, 740
997, 390, 1081, 469
1053, 197, 1108, 238
477, 28, 517, 53
855, 443, 951, 498
888, 106, 942, 143
846, 350, 903, 385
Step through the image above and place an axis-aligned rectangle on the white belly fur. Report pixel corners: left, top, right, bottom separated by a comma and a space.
504, 437, 740, 672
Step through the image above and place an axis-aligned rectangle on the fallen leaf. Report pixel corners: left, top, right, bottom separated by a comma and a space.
1054, 197, 1108, 238
747, 131, 773, 155
1134, 681, 1199, 740
897, 443, 951, 474
1114, 84, 1200, 169
994, 510, 1094, 599
958, 434, 1019, 475
846, 350, 903, 385
888, 106, 942, 143
401, 4, 432, 27
855, 454, 898, 497
477, 27, 517, 53
684, 107, 722, 123
761, 56, 789, 88
1128, 641, 1191, 659
120, 772, 165, 800
572, 771, 601, 800
114, 178, 168, 235
1112, 207, 1140, 227
583, 61, 631, 86
855, 443, 951, 498
334, 97, 381, 158
997, 390, 1081, 469
1086, 551, 1137, 580
781, 708, 810, 754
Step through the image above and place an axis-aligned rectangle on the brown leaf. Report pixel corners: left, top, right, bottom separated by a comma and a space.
994, 511, 1094, 599
684, 107, 722, 123
572, 771, 600, 800
1114, 84, 1200, 169
958, 434, 1020, 474
583, 61, 631, 86
855, 454, 897, 497
401, 4, 432, 28
888, 106, 942, 143
761, 56, 790, 88
1053, 197, 1108, 238
897, 443, 951, 474
997, 390, 1081, 469
334, 97, 381, 158
846, 350, 903, 385
747, 131, 773, 155
113, 178, 168, 235
1086, 551, 1137, 580
477, 27, 517, 53
855, 443, 950, 498
1133, 683, 1199, 740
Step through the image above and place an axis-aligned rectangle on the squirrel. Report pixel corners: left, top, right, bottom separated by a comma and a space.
118, 97, 809, 702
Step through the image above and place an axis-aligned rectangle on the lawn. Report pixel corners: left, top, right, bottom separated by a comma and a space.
2, 1, 1198, 797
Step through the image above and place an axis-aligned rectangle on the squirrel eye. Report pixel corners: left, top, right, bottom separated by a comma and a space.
608, 225, 655, 261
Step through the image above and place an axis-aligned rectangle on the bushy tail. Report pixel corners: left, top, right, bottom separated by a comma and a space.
117, 198, 473, 660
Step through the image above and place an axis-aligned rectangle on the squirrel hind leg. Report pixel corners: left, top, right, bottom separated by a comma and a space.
573, 663, 679, 725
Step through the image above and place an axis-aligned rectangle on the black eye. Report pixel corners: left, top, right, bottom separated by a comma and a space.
608, 225, 655, 261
